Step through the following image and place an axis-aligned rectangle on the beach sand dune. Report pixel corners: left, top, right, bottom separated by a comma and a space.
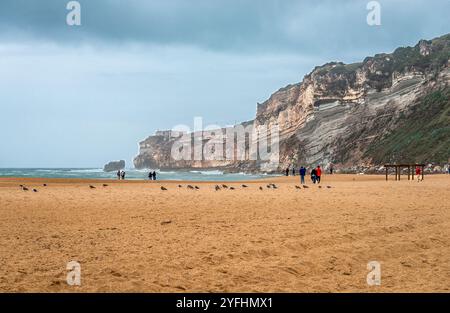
0, 174, 449, 292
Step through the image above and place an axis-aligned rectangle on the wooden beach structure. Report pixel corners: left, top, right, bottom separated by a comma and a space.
384, 164, 425, 181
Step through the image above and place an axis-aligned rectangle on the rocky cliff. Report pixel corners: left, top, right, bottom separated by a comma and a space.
134, 33, 450, 172
103, 160, 125, 172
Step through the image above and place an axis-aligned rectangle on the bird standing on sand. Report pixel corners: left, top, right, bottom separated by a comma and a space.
43, 184, 47, 187
195, 186, 200, 190
103, 184, 108, 187
32, 189, 38, 192
215, 185, 221, 191
326, 186, 332, 189
295, 185, 301, 189
161, 186, 167, 191
187, 185, 194, 189
266, 184, 271, 189
22, 186, 29, 191
259, 186, 263, 190
222, 184, 228, 189
178, 185, 182, 188
229, 187, 235, 190
89, 185, 96, 189
242, 184, 248, 188
303, 185, 309, 188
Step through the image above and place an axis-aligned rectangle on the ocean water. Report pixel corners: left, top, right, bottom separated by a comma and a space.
0, 168, 276, 181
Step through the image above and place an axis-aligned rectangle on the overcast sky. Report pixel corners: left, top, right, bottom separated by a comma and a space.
0, 0, 448, 168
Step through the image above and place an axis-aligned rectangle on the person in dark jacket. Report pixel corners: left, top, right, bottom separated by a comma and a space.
299, 166, 306, 184
311, 168, 317, 184
285, 167, 289, 176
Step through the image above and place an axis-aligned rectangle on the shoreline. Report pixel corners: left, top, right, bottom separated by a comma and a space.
0, 173, 447, 183
0, 173, 420, 186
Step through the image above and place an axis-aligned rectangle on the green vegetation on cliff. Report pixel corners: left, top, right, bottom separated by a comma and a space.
366, 88, 450, 164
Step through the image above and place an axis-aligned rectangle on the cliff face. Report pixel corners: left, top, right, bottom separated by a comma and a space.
134, 34, 450, 172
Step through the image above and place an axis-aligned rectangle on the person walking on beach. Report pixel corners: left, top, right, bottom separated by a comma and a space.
292, 167, 296, 176
148, 171, 153, 180
285, 167, 289, 176
117, 170, 121, 180
121, 170, 126, 180
329, 164, 334, 175
299, 166, 306, 184
316, 165, 322, 184
415, 166, 422, 182
152, 171, 157, 181
311, 168, 317, 184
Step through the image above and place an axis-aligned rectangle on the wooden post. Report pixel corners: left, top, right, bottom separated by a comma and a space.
398, 166, 401, 180
395, 166, 398, 181
408, 165, 410, 180
412, 165, 415, 180
386, 167, 388, 181
422, 165, 424, 181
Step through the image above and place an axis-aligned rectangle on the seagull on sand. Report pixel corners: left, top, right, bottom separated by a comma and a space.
266, 184, 271, 189
89, 185, 96, 189
178, 185, 183, 188
103, 184, 108, 187
259, 186, 263, 190
326, 186, 332, 189
222, 184, 228, 189
187, 185, 195, 189
302, 185, 309, 188
229, 187, 235, 190
160, 186, 167, 191
43, 184, 47, 187
241, 184, 248, 188
195, 186, 200, 190
22, 186, 29, 191
215, 185, 221, 191
295, 185, 301, 189
32, 189, 38, 192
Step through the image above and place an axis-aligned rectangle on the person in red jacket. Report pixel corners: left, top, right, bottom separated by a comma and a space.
316, 165, 322, 183
415, 166, 421, 182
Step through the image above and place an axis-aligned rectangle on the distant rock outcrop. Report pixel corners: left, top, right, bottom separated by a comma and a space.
103, 160, 125, 172
134, 33, 450, 172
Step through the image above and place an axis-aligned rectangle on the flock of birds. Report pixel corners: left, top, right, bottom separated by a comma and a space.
19, 183, 109, 192
158, 183, 332, 191
19, 182, 332, 192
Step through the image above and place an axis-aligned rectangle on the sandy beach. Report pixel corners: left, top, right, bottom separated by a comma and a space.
0, 174, 449, 292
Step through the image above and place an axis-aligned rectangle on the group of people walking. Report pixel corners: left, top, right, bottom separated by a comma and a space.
285, 165, 323, 184
116, 170, 157, 180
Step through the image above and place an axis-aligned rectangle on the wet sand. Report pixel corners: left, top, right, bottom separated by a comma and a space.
0, 174, 449, 292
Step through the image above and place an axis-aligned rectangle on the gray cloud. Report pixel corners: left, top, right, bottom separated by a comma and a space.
0, 0, 448, 56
